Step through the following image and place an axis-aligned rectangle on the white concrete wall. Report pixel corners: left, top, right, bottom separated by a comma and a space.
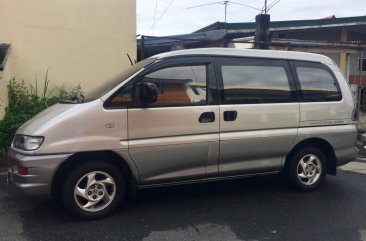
0, 0, 136, 111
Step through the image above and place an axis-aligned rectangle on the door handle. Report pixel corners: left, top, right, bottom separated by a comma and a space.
224, 111, 237, 121
199, 112, 215, 123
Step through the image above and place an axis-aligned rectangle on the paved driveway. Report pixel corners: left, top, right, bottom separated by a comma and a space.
1, 163, 366, 241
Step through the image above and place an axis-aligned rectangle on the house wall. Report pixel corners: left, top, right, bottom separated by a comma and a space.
349, 50, 366, 90
319, 52, 340, 66
349, 50, 366, 131
0, 0, 136, 116
349, 50, 366, 75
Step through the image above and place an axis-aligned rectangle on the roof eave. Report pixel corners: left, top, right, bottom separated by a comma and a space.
227, 21, 366, 34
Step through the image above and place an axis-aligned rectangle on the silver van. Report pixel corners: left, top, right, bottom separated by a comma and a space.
7, 48, 357, 219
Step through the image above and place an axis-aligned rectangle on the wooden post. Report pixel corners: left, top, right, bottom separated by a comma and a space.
339, 28, 348, 78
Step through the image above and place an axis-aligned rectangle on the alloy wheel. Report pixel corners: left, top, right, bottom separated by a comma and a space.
73, 171, 116, 212
296, 154, 322, 186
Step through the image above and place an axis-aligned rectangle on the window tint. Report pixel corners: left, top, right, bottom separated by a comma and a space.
296, 67, 341, 101
221, 65, 292, 104
107, 83, 133, 107
141, 65, 207, 107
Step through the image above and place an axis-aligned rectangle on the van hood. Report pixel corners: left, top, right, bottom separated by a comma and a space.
17, 103, 77, 135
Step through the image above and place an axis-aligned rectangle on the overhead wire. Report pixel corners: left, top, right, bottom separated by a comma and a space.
147, 0, 280, 35
229, 1, 262, 11
157, 0, 175, 22
151, 0, 159, 35
188, 1, 262, 25
187, 2, 227, 9
149, 0, 175, 35
267, 0, 280, 11
248, 0, 280, 21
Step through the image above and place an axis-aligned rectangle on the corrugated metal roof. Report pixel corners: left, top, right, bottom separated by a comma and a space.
194, 15, 366, 33
137, 15, 366, 49
137, 29, 226, 46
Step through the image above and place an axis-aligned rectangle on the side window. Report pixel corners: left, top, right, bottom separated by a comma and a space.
107, 83, 133, 107
220, 62, 293, 104
141, 65, 208, 107
296, 65, 341, 102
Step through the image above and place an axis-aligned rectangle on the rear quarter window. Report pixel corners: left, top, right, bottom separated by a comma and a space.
293, 62, 342, 102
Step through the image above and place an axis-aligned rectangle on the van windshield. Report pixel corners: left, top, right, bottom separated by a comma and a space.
63, 58, 156, 103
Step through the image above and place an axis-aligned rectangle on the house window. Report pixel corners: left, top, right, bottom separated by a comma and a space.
359, 58, 366, 72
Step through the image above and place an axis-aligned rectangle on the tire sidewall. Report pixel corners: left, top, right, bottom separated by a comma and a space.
288, 147, 327, 191
62, 161, 125, 220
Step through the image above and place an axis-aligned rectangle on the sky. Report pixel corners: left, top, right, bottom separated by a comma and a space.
137, 0, 366, 36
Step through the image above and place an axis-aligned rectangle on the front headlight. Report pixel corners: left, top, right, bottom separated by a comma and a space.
12, 135, 44, 151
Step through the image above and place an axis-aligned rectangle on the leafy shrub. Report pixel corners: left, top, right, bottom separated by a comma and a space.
0, 72, 81, 158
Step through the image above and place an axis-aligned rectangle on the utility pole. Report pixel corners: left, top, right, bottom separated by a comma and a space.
224, 1, 228, 35
254, 0, 280, 49
255, 0, 269, 49
264, 0, 267, 14
224, 1, 228, 47
254, 14, 270, 49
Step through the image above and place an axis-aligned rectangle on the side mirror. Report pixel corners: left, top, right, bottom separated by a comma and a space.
139, 82, 158, 105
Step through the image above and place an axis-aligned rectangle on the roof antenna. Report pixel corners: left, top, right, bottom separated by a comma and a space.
262, 0, 280, 14
187, 1, 261, 46
188, 1, 261, 25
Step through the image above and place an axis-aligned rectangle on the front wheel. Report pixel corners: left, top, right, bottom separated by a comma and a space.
287, 147, 327, 191
62, 161, 125, 220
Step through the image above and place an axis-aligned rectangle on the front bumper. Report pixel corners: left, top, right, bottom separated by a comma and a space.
7, 149, 71, 196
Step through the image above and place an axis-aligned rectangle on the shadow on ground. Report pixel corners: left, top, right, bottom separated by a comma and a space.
5, 171, 366, 241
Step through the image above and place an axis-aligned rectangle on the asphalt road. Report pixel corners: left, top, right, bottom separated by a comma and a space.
1, 169, 366, 241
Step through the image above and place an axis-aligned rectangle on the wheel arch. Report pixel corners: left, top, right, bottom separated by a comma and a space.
284, 138, 337, 175
51, 150, 138, 198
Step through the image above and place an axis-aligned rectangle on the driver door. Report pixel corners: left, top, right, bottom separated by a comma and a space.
127, 58, 220, 185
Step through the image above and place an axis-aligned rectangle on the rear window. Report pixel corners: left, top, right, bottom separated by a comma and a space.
296, 65, 341, 102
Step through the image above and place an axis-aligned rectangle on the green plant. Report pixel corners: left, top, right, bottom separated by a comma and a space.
0, 72, 82, 160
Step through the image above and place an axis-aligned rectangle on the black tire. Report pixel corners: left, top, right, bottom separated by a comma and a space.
61, 161, 125, 220
287, 147, 327, 191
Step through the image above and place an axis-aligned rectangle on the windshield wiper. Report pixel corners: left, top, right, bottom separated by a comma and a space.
59, 93, 85, 104
58, 99, 79, 104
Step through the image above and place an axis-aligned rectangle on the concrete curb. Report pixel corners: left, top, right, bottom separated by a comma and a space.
338, 159, 366, 175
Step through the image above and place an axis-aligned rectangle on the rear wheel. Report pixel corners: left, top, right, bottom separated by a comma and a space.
287, 147, 327, 191
62, 161, 125, 219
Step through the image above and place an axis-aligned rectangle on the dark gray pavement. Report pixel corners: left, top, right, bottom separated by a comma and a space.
1, 168, 366, 241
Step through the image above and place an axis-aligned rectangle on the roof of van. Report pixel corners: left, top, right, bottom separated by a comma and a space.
153, 48, 335, 66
